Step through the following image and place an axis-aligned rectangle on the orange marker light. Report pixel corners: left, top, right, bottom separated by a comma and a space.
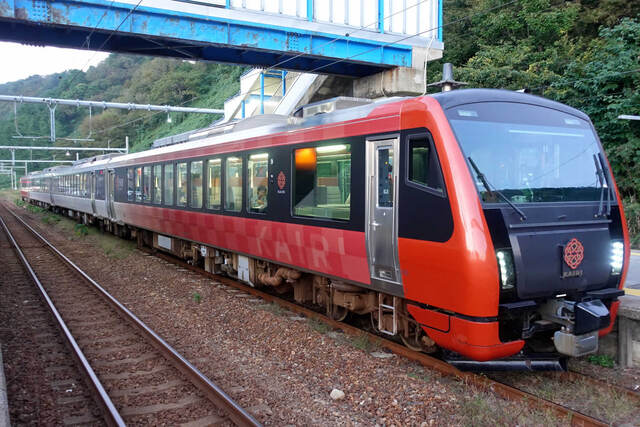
295, 148, 317, 171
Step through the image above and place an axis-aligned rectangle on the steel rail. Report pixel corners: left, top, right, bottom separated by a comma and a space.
0, 213, 125, 427
564, 370, 640, 400
4, 207, 261, 427
146, 249, 611, 427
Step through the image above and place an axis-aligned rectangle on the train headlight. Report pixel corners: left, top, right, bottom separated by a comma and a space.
610, 241, 624, 275
496, 249, 516, 290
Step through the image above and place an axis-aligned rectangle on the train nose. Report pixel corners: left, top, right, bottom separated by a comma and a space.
511, 227, 616, 299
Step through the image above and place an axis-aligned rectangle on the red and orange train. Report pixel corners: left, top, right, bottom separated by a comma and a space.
21, 89, 629, 369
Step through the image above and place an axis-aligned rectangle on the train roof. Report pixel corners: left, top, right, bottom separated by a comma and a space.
26, 89, 590, 178
431, 88, 589, 120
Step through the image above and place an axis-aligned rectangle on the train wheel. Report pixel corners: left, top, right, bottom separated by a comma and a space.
330, 305, 349, 322
370, 311, 379, 332
401, 322, 437, 353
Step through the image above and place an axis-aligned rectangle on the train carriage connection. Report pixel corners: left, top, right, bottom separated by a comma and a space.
20, 89, 629, 368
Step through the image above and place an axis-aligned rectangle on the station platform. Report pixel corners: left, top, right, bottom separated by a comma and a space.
616, 294, 640, 368
599, 250, 640, 367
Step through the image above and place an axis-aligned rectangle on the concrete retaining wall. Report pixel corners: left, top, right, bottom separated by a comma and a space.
597, 295, 640, 368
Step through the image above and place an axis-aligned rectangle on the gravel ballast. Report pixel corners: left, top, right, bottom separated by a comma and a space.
10, 202, 634, 425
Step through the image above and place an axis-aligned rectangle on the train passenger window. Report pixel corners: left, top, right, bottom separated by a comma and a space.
127, 168, 135, 201
293, 144, 351, 220
378, 148, 393, 207
85, 173, 91, 198
115, 171, 125, 200
408, 136, 444, 194
247, 153, 268, 213
225, 157, 243, 212
207, 158, 221, 209
164, 164, 174, 206
96, 171, 105, 200
135, 167, 143, 202
143, 167, 151, 202
190, 161, 203, 208
153, 164, 162, 204
177, 162, 188, 207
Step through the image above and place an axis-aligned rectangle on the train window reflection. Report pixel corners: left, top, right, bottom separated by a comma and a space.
153, 164, 162, 204
177, 162, 187, 207
207, 158, 221, 209
127, 169, 134, 201
377, 148, 393, 207
408, 136, 443, 193
225, 157, 243, 212
135, 167, 142, 202
190, 161, 203, 208
293, 144, 351, 220
143, 167, 151, 202
164, 164, 174, 206
247, 153, 268, 213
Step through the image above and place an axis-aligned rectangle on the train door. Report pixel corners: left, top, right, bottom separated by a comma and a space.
106, 169, 115, 218
90, 171, 96, 215
366, 137, 402, 292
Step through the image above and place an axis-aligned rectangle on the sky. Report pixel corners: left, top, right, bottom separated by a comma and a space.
0, 42, 109, 85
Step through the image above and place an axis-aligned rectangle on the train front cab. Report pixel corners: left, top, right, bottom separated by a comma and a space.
396, 90, 629, 363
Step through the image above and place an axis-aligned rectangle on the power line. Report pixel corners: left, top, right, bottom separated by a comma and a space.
65, 0, 145, 89
80, 0, 118, 51
265, 0, 434, 73
305, 0, 520, 75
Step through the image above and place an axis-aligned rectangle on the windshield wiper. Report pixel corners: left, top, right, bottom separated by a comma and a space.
593, 154, 606, 217
593, 153, 612, 217
468, 157, 527, 221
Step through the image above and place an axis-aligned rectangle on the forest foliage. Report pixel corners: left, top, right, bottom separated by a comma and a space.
429, 0, 639, 240
0, 0, 638, 237
0, 56, 243, 183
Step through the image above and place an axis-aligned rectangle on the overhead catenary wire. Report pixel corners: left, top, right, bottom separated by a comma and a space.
65, 0, 146, 89
304, 0, 521, 75
263, 0, 434, 74
80, 0, 118, 51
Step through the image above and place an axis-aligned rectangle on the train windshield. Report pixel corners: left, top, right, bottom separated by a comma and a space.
447, 102, 606, 204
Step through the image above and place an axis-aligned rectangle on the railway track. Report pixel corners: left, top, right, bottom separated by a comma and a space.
0, 205, 260, 426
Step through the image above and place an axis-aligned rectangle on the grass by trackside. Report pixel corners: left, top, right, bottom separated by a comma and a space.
6, 197, 136, 259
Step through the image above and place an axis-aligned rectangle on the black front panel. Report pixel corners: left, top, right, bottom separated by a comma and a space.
511, 225, 610, 299
490, 202, 623, 300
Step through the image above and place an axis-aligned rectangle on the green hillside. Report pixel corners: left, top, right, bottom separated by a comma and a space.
0, 55, 243, 185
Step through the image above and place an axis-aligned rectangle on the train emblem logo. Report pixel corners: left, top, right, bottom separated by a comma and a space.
277, 171, 286, 190
563, 238, 584, 270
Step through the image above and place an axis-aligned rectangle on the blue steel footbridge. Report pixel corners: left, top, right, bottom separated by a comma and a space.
0, 0, 443, 77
